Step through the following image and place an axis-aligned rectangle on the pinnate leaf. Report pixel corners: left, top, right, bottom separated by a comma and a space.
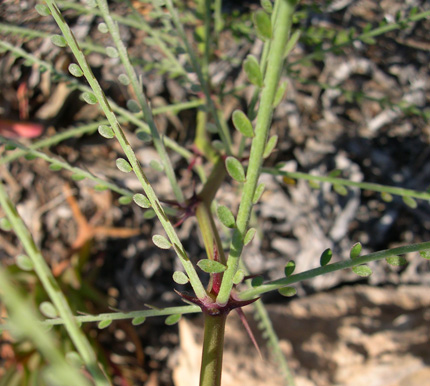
243, 55, 263, 87
232, 110, 254, 138
197, 259, 227, 274
226, 157, 246, 182
152, 235, 171, 250
217, 205, 236, 228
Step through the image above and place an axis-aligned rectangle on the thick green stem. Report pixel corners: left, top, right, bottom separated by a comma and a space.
200, 313, 227, 386
217, 0, 298, 306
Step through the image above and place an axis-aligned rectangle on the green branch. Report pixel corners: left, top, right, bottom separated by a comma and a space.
43, 0, 207, 300
0, 180, 111, 385
40, 305, 201, 326
96, 0, 185, 203
0, 268, 93, 386
238, 241, 430, 300
263, 168, 430, 201
217, 0, 298, 306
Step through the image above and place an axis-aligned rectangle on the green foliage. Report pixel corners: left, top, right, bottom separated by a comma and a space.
173, 271, 189, 284
284, 261, 295, 277
197, 259, 227, 274
225, 156, 246, 182
232, 110, 254, 138
217, 205, 236, 228
152, 234, 172, 249
1, 1, 429, 385
278, 286, 297, 297
320, 248, 332, 266
350, 242, 362, 259
243, 55, 264, 87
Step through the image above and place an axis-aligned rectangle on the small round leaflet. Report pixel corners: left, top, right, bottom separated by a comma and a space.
152, 234, 171, 250
165, 314, 181, 326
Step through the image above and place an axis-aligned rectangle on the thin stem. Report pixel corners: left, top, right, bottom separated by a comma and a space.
238, 241, 430, 300
0, 180, 110, 386
40, 305, 201, 326
262, 168, 430, 201
238, 262, 295, 385
164, 0, 233, 154
288, 9, 430, 69
44, 0, 207, 300
0, 40, 206, 178
217, 0, 298, 306
200, 313, 227, 386
0, 268, 92, 386
96, 0, 185, 203
0, 136, 133, 197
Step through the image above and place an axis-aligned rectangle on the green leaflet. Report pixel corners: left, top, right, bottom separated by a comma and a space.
197, 259, 227, 274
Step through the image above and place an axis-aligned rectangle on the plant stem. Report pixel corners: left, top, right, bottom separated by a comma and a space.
238, 241, 430, 300
200, 313, 227, 386
44, 0, 207, 300
165, 0, 233, 154
96, 0, 185, 203
217, 0, 298, 306
0, 268, 92, 386
0, 180, 111, 386
262, 168, 430, 201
